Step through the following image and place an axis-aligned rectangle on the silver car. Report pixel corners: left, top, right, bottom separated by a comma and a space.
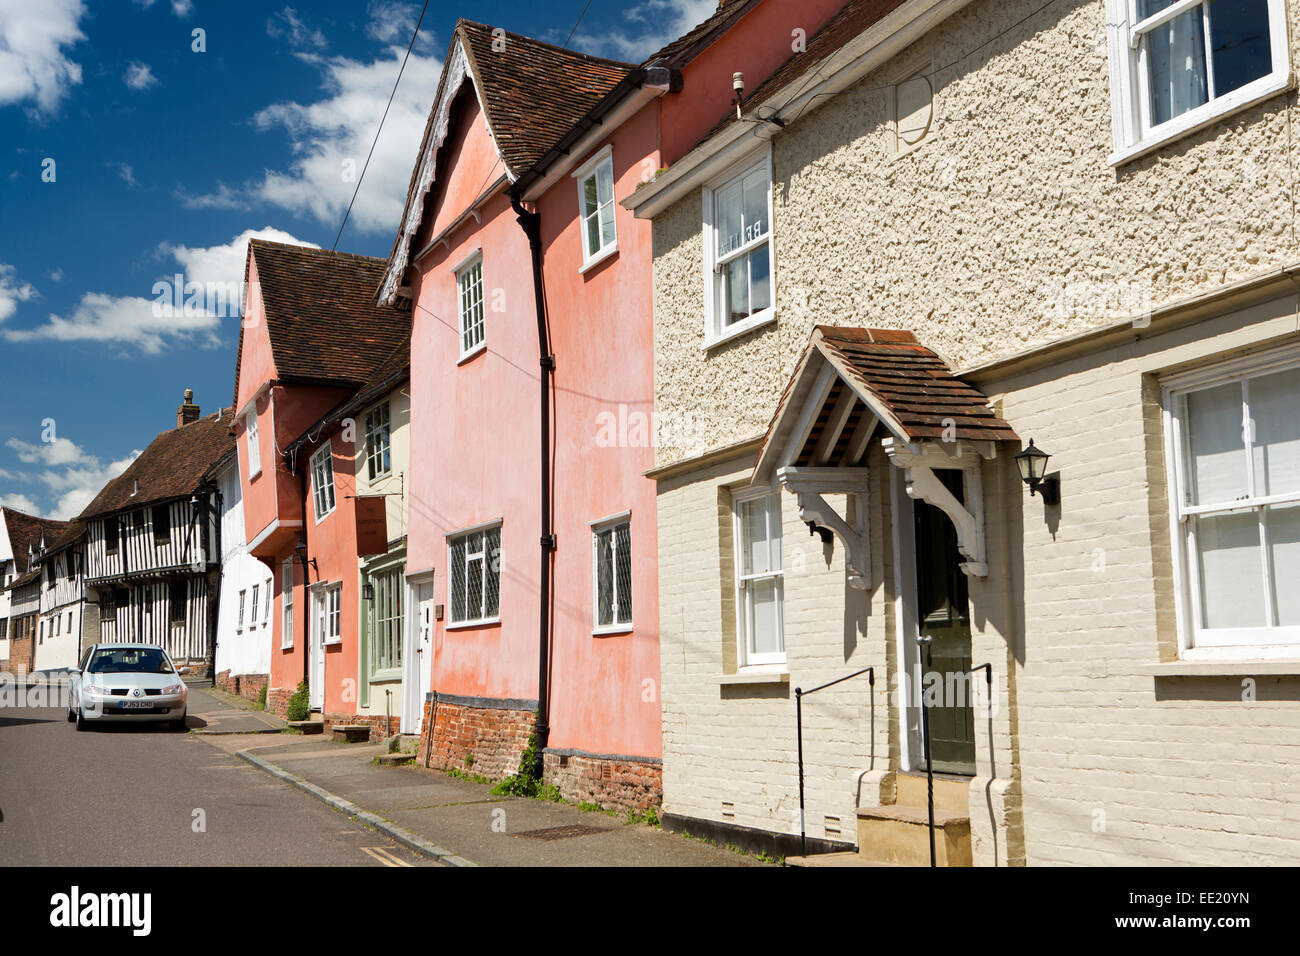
67, 643, 189, 731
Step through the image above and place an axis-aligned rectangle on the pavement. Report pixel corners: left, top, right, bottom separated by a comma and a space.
202, 732, 762, 867
186, 684, 287, 735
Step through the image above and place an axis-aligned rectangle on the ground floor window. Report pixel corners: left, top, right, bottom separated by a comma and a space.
369, 566, 403, 671
733, 488, 785, 666
1166, 348, 1300, 652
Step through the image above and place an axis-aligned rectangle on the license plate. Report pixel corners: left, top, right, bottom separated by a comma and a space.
119, 700, 153, 710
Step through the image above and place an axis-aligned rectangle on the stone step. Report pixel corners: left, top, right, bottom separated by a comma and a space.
894, 771, 971, 813
331, 724, 373, 743
378, 752, 416, 766
856, 805, 972, 867
287, 720, 324, 735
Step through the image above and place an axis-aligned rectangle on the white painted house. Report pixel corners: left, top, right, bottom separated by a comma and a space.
212, 450, 273, 700
32, 522, 87, 673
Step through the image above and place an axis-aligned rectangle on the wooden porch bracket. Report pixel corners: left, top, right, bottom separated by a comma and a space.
776, 466, 871, 589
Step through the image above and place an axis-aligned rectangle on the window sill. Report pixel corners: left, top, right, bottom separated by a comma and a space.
1109, 72, 1293, 167
592, 624, 633, 637
719, 669, 789, 686
1135, 660, 1300, 677
579, 243, 618, 275
702, 308, 776, 351
458, 343, 486, 366
445, 617, 501, 631
370, 668, 402, 683
248, 468, 262, 482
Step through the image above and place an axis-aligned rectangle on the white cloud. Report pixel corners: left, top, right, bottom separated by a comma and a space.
365, 1, 433, 48
41, 451, 140, 520
174, 182, 246, 211
0, 492, 39, 513
242, 44, 442, 234
47, 268, 63, 281
6, 436, 91, 467
3, 227, 315, 354
159, 225, 317, 290
171, 0, 193, 16
0, 263, 37, 322
267, 6, 326, 52
111, 162, 140, 188
569, 0, 715, 61
0, 0, 86, 114
124, 61, 157, 90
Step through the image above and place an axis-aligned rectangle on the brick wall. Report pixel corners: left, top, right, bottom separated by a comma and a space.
416, 695, 535, 781
214, 670, 268, 704
322, 712, 399, 741
542, 750, 663, 812
8, 633, 34, 677
267, 685, 294, 718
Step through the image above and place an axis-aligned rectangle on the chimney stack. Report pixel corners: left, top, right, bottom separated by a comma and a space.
177, 387, 200, 428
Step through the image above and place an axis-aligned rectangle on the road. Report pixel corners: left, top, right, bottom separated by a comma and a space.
0, 685, 435, 866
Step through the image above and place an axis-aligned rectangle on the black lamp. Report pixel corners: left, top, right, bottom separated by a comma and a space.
1014, 439, 1060, 505
294, 538, 318, 575
363, 582, 375, 601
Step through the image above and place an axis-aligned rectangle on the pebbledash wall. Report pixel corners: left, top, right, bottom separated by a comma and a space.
649, 0, 1300, 863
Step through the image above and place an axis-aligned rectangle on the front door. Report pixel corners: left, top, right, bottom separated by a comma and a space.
913, 469, 976, 775
309, 588, 325, 711
402, 578, 434, 734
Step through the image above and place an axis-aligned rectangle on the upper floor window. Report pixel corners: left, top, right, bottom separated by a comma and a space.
364, 402, 392, 481
704, 153, 774, 346
733, 488, 785, 667
282, 559, 295, 650
152, 504, 171, 545
104, 518, 119, 555
1165, 348, 1300, 656
237, 589, 246, 631
246, 410, 261, 477
1106, 0, 1288, 162
574, 147, 617, 270
263, 578, 272, 625
448, 524, 500, 626
311, 445, 336, 521
592, 516, 632, 633
457, 255, 485, 358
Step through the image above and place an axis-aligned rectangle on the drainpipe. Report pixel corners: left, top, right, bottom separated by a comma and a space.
296, 451, 312, 688
509, 188, 555, 774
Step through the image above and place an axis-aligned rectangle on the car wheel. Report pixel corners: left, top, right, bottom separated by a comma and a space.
66, 704, 75, 723
170, 712, 187, 732
75, 708, 88, 732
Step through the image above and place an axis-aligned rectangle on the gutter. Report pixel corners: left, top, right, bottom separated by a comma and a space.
508, 187, 556, 773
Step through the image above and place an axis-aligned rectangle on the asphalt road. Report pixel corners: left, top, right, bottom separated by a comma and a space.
0, 689, 436, 867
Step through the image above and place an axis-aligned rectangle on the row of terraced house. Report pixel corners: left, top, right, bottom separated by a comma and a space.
6, 0, 1300, 866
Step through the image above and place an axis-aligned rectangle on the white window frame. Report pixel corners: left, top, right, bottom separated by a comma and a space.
1105, 0, 1290, 165
363, 401, 392, 481
249, 583, 260, 630
1162, 341, 1300, 660
311, 444, 336, 523
263, 578, 272, 625
446, 521, 502, 628
237, 589, 246, 633
732, 486, 786, 668
456, 252, 485, 360
281, 559, 295, 650
573, 145, 618, 272
590, 511, 632, 634
245, 410, 261, 478
702, 148, 776, 349
325, 582, 342, 646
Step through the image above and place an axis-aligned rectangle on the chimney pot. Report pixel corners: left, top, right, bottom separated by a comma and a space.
177, 387, 200, 428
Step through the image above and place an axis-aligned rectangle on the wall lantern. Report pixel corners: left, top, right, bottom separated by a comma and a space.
362, 582, 375, 601
1014, 439, 1060, 505
294, 538, 318, 575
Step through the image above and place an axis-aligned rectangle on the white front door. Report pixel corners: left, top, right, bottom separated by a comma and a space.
309, 588, 325, 710
401, 578, 434, 734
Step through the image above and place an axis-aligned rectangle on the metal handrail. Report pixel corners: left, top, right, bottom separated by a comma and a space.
795, 666, 874, 858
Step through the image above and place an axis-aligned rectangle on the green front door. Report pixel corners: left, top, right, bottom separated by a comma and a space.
913, 469, 976, 776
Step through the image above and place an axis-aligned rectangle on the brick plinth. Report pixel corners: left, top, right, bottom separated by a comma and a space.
267, 686, 295, 718
543, 750, 663, 812
214, 670, 269, 704
321, 712, 400, 742
416, 694, 536, 781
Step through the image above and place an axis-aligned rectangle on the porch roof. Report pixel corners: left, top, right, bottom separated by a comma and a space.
753, 326, 1018, 482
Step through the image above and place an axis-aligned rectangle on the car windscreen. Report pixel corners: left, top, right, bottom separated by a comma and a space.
87, 648, 174, 675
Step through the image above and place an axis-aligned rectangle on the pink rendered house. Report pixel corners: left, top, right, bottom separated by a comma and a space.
380, 1, 848, 808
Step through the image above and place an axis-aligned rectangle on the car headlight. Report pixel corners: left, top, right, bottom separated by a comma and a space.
85, 683, 109, 695
161, 683, 185, 695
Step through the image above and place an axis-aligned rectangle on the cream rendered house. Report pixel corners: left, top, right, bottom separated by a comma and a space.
627, 0, 1300, 865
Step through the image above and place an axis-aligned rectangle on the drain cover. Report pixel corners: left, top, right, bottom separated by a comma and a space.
513, 824, 609, 841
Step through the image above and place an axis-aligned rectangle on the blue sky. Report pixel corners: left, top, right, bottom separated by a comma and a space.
0, 0, 713, 518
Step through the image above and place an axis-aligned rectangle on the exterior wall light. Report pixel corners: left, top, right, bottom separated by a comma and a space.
1014, 439, 1060, 505
362, 582, 375, 601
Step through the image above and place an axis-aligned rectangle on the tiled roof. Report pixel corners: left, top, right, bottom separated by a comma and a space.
709, 0, 909, 141
241, 240, 411, 399
814, 326, 1018, 443
457, 20, 634, 176
38, 519, 86, 558
285, 338, 411, 457
2, 508, 68, 573
79, 409, 237, 519
642, 0, 758, 68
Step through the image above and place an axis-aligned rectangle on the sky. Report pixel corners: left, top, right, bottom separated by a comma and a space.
0, 0, 715, 519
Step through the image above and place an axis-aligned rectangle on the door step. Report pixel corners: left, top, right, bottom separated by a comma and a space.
856, 805, 972, 867
287, 720, 324, 735
894, 771, 970, 813
331, 724, 374, 743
